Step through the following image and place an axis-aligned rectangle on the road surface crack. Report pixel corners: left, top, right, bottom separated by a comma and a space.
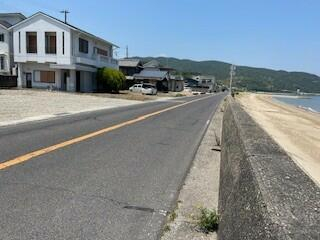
3, 181, 167, 215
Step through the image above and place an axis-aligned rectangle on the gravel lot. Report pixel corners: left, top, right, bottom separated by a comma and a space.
0, 89, 141, 126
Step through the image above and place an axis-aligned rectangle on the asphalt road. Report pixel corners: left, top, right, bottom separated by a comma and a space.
0, 93, 226, 240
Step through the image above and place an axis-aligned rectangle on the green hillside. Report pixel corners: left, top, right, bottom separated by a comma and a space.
136, 57, 320, 93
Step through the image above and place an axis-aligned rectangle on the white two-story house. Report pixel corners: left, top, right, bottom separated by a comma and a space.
9, 12, 118, 92
0, 13, 26, 75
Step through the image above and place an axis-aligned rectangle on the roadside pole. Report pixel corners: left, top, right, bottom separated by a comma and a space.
229, 65, 236, 96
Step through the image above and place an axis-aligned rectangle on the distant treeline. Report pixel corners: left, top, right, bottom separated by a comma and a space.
135, 57, 320, 93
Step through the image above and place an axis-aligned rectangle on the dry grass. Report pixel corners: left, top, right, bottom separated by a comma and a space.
90, 91, 154, 101
88, 90, 190, 101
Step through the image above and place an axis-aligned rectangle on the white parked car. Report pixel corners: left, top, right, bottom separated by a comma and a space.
129, 83, 157, 95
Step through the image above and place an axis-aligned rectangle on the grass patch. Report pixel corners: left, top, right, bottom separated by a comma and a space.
163, 225, 171, 232
162, 209, 178, 235
169, 211, 177, 222
197, 208, 219, 233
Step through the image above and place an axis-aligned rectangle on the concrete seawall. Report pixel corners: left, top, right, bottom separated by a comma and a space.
218, 97, 319, 239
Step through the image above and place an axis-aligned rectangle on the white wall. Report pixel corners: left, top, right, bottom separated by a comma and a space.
168, 80, 184, 92
175, 81, 184, 92
12, 14, 118, 70
0, 26, 11, 74
13, 15, 72, 65
19, 62, 61, 89
71, 30, 117, 69
12, 13, 118, 91
71, 30, 112, 58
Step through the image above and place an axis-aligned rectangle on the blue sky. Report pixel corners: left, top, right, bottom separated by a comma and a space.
1, 0, 319, 75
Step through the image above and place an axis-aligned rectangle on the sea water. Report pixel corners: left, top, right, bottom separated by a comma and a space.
273, 95, 320, 113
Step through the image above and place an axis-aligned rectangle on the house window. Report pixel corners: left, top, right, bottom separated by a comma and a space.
0, 56, 5, 70
18, 32, 21, 53
26, 32, 37, 53
34, 71, 55, 83
97, 48, 108, 56
45, 32, 56, 54
0, 34, 4, 42
62, 32, 65, 55
79, 38, 88, 53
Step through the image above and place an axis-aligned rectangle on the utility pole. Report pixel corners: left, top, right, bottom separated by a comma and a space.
60, 10, 70, 23
230, 65, 236, 95
126, 45, 129, 58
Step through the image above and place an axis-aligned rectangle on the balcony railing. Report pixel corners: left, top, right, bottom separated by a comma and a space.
75, 55, 118, 68
100, 55, 118, 65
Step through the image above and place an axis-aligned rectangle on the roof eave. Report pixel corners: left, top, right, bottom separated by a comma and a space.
8, 12, 44, 30
74, 29, 119, 48
0, 13, 26, 20
8, 12, 119, 47
119, 65, 139, 68
135, 77, 163, 81
134, 75, 166, 80
0, 23, 8, 30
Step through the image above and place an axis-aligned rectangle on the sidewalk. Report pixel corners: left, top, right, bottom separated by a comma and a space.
161, 98, 225, 239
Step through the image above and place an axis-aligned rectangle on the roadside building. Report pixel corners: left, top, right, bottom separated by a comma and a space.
119, 58, 143, 88
185, 75, 216, 92
9, 11, 119, 92
133, 68, 170, 91
193, 75, 216, 88
142, 59, 175, 72
142, 60, 160, 69
184, 77, 199, 88
169, 74, 184, 92
119, 58, 184, 92
0, 13, 26, 76
119, 58, 143, 77
133, 60, 184, 92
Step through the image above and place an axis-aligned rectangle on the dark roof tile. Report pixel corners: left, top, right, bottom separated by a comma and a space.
0, 20, 12, 28
134, 69, 168, 80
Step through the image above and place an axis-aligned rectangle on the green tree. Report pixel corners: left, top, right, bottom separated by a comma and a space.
97, 68, 126, 93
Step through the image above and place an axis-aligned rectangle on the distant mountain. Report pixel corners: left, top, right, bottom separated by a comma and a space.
135, 57, 320, 93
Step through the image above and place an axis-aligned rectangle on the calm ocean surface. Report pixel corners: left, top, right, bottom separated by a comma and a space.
273, 95, 320, 113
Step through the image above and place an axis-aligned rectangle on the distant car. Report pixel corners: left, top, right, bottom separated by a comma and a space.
129, 83, 157, 95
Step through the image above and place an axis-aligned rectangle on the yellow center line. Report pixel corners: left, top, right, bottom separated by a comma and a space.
0, 95, 213, 170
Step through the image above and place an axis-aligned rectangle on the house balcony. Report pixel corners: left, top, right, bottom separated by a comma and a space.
74, 55, 118, 69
